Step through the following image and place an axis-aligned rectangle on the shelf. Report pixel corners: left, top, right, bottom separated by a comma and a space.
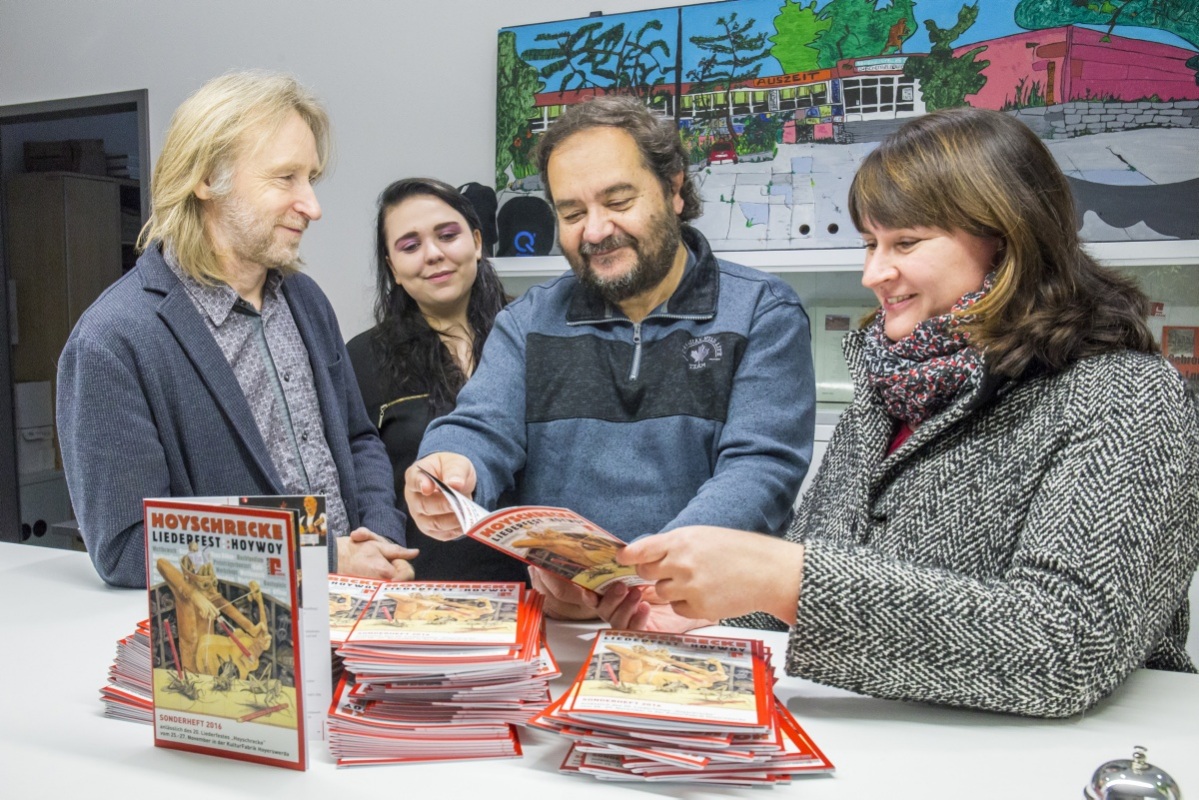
493, 240, 1199, 277
492, 248, 866, 277
815, 403, 848, 426
18, 170, 138, 187
18, 468, 65, 486
1082, 240, 1199, 267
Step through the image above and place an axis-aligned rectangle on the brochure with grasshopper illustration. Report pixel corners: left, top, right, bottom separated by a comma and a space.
417, 467, 648, 595
144, 497, 309, 770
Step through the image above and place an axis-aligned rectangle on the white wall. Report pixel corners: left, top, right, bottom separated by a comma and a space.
0, 0, 713, 339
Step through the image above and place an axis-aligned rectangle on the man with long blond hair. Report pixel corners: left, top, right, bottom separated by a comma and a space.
57, 71, 415, 588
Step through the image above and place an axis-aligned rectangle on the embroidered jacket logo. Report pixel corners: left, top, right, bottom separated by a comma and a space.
684, 336, 723, 370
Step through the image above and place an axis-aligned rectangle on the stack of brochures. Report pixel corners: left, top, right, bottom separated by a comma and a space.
327, 574, 387, 685
327, 580, 557, 767
530, 629, 834, 786
101, 619, 154, 724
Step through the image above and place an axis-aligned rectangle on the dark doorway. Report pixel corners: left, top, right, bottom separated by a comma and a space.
0, 90, 149, 547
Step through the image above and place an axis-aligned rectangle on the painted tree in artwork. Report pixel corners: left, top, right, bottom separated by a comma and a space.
1016, 0, 1199, 87
496, 31, 543, 187
769, 1, 831, 73
687, 11, 774, 144
520, 19, 673, 102
811, 0, 916, 68
522, 20, 609, 92
597, 19, 674, 100
1014, 0, 1198, 49
904, 3, 990, 110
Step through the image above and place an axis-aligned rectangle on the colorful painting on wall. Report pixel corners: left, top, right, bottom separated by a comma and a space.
495, 0, 1199, 254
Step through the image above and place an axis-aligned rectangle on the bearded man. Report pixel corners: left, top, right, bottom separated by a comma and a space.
405, 96, 814, 622
57, 71, 414, 587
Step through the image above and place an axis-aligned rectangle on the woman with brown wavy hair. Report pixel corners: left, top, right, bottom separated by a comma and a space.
602, 107, 1199, 718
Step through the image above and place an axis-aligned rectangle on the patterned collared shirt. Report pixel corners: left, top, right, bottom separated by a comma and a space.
165, 254, 351, 537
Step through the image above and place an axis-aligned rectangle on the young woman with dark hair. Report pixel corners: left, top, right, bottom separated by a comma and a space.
347, 178, 524, 582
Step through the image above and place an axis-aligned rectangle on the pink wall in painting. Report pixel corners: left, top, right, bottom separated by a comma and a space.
955, 25, 1199, 110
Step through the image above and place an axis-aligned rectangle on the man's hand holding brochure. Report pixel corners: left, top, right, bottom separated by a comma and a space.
415, 466, 648, 596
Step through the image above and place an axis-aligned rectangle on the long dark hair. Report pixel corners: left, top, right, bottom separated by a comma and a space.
848, 107, 1155, 379
370, 178, 508, 414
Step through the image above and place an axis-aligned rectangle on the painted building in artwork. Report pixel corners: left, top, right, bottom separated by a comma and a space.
682, 71, 836, 123
955, 25, 1199, 110
833, 57, 926, 122
526, 64, 908, 143
523, 25, 1198, 144
525, 79, 844, 141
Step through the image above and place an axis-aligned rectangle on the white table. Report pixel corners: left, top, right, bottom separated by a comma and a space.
2, 542, 1195, 798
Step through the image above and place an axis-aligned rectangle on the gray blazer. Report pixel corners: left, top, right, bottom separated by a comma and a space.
733, 330, 1199, 717
56, 245, 403, 587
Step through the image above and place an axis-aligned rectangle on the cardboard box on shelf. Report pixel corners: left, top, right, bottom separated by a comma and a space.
24, 139, 108, 176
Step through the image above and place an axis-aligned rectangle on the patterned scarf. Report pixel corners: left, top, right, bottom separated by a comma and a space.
862, 275, 994, 427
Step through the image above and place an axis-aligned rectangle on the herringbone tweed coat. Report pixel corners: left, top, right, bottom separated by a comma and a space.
731, 330, 1199, 718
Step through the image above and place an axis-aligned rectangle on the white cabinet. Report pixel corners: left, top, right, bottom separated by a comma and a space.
797, 405, 842, 505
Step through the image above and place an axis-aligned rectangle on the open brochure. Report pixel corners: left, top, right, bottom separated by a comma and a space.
417, 467, 648, 595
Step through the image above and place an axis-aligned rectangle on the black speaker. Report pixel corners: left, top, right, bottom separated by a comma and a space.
457, 182, 499, 256
497, 196, 555, 257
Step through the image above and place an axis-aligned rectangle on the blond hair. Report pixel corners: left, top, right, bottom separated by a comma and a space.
137, 70, 331, 283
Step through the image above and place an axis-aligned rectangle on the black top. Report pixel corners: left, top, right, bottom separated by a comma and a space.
345, 328, 529, 584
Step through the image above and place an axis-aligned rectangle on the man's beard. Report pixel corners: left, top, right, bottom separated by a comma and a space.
565, 204, 681, 305
215, 194, 305, 272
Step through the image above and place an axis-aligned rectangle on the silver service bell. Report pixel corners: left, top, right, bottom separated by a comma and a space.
1084, 746, 1181, 800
